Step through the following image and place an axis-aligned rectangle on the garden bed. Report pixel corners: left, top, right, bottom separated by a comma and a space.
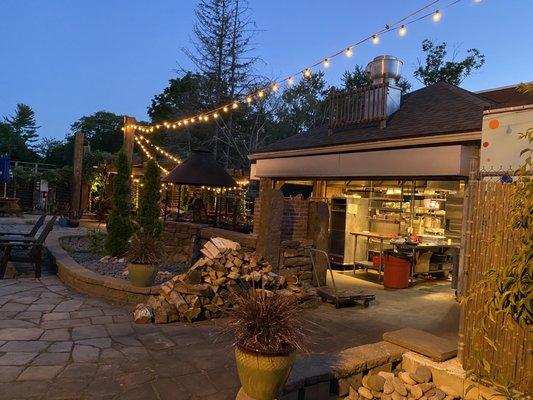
60, 234, 188, 285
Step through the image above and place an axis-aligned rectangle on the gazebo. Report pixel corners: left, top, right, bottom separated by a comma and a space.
162, 150, 236, 225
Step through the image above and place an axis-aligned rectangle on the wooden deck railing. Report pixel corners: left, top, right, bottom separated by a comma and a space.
328, 84, 387, 129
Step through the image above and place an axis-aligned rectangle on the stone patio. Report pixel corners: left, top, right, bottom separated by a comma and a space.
0, 219, 460, 399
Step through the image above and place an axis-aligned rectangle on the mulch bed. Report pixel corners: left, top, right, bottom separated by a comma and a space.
60, 235, 188, 285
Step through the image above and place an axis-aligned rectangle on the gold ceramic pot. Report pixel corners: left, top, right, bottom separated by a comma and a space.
235, 347, 296, 400
127, 262, 157, 287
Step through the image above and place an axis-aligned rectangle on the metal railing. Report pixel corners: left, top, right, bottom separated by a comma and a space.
328, 83, 388, 129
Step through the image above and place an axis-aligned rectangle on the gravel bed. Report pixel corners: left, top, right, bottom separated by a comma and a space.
61, 235, 188, 285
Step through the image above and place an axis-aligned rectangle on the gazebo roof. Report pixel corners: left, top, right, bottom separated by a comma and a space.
162, 150, 236, 187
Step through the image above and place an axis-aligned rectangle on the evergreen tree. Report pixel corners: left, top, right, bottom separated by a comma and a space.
4, 103, 40, 149
105, 150, 133, 256
136, 160, 162, 237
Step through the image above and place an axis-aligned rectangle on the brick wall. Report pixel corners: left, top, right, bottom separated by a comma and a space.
253, 197, 310, 241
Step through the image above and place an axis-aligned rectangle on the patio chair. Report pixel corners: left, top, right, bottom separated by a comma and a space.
0, 213, 46, 238
0, 215, 57, 279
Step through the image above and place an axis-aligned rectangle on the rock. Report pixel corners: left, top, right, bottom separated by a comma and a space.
378, 371, 395, 381
382, 395, 392, 400
362, 374, 370, 389
426, 389, 436, 398
439, 386, 455, 397
419, 397, 427, 400
133, 304, 153, 324
408, 385, 423, 399
383, 380, 395, 394
393, 378, 407, 396
399, 372, 417, 385
358, 386, 373, 399
367, 375, 386, 391
444, 396, 453, 400
411, 366, 432, 383
372, 390, 383, 398
418, 383, 435, 393
392, 391, 406, 400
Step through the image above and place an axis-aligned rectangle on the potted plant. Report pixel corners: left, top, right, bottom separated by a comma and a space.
226, 289, 306, 400
125, 231, 163, 287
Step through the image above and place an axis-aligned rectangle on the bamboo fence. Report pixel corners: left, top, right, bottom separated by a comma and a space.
459, 181, 532, 393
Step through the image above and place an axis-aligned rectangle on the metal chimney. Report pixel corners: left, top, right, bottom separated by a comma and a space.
366, 55, 403, 86
364, 55, 403, 121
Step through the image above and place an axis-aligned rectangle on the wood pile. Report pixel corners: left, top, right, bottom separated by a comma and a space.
134, 237, 313, 324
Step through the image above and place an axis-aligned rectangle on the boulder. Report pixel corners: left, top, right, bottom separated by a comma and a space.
367, 375, 386, 391
411, 366, 432, 383
358, 387, 373, 399
393, 378, 407, 396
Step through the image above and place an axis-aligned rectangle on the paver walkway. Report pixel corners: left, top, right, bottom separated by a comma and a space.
0, 277, 238, 400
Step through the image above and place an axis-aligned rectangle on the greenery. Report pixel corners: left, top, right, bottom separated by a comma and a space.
125, 231, 163, 265
414, 39, 485, 86
225, 289, 306, 354
87, 228, 106, 254
104, 150, 133, 256
136, 159, 162, 237
4, 104, 40, 150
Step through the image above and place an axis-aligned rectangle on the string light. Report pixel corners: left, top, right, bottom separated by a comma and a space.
399, 25, 407, 36
125, 0, 470, 134
134, 137, 169, 174
136, 134, 181, 164
257, 90, 265, 98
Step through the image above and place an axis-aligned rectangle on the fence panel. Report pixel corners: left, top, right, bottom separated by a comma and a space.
459, 181, 532, 392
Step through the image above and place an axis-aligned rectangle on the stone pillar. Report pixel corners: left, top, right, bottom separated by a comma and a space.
255, 188, 284, 271
123, 116, 136, 164
70, 132, 84, 219
307, 201, 329, 286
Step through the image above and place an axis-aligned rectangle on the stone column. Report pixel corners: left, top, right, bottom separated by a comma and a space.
255, 188, 284, 271
307, 201, 329, 286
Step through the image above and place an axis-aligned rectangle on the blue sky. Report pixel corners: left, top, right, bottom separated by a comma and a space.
1, 0, 532, 140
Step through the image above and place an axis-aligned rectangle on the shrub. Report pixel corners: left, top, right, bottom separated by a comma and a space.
104, 150, 133, 256
225, 289, 306, 355
136, 159, 162, 236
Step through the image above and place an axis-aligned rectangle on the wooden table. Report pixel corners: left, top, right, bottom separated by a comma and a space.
350, 231, 396, 281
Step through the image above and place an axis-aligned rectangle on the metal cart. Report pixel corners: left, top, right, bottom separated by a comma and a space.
309, 248, 375, 309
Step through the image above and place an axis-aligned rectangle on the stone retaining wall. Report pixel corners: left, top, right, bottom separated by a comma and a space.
161, 221, 206, 264
48, 234, 160, 304
279, 239, 314, 284
281, 341, 407, 400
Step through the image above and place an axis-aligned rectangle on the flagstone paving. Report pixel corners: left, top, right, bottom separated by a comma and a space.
0, 277, 239, 400
0, 220, 460, 399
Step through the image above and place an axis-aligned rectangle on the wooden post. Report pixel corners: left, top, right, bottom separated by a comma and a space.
71, 132, 84, 219
255, 188, 284, 271
123, 116, 136, 164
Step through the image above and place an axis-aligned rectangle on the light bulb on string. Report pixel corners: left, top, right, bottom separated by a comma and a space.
257, 90, 265, 98
213, 112, 219, 118
246, 95, 253, 104
344, 47, 353, 58
223, 106, 229, 113
372, 34, 380, 44
432, 10, 441, 22
323, 58, 330, 68
304, 68, 312, 78
232, 101, 239, 109
287, 76, 294, 86
271, 83, 279, 92
399, 25, 407, 36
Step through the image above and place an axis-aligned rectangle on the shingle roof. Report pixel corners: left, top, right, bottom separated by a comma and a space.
254, 82, 494, 154
477, 85, 533, 108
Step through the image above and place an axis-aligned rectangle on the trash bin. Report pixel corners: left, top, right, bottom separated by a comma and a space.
383, 250, 411, 289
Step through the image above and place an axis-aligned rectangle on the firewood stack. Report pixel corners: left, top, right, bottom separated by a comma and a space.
134, 237, 312, 324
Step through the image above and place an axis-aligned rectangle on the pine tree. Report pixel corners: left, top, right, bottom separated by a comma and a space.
105, 150, 133, 256
4, 103, 40, 149
136, 160, 162, 237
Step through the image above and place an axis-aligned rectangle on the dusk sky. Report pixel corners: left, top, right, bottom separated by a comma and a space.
1, 0, 532, 140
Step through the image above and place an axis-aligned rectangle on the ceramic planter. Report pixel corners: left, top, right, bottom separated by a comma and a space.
235, 347, 296, 400
127, 262, 157, 287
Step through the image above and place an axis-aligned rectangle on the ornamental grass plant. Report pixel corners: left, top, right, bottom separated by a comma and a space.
225, 289, 306, 355
125, 231, 164, 265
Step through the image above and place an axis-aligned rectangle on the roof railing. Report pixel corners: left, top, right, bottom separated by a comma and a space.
328, 83, 388, 129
